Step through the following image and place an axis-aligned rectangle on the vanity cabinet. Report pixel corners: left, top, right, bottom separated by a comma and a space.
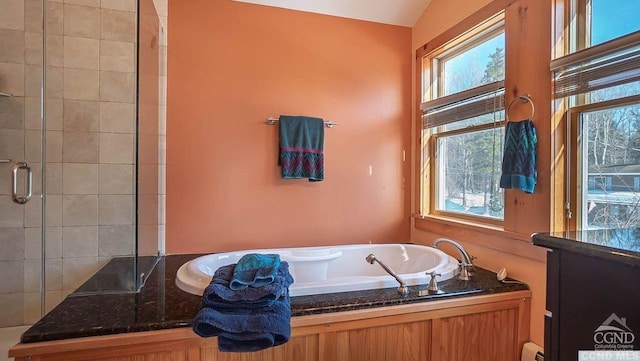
9, 291, 530, 361
534, 230, 640, 361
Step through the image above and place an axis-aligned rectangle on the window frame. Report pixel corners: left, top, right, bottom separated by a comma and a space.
567, 94, 640, 230
434, 22, 505, 98
419, 12, 506, 227
427, 120, 506, 226
555, 0, 640, 231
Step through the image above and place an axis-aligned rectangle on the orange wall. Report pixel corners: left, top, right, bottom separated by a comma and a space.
411, 0, 550, 346
166, 0, 412, 253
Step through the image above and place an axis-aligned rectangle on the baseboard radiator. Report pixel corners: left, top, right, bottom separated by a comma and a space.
522, 342, 544, 361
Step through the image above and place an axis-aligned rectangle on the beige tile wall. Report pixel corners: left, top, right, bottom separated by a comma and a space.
0, 0, 169, 327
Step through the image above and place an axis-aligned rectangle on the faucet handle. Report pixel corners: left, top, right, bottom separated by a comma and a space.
426, 271, 441, 292
458, 263, 472, 281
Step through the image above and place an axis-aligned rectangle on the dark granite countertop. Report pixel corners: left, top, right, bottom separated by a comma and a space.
20, 254, 529, 344
533, 228, 640, 267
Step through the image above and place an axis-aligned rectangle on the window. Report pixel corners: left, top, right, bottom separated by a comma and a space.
584, 0, 640, 47
570, 98, 640, 230
555, 0, 640, 230
420, 13, 505, 223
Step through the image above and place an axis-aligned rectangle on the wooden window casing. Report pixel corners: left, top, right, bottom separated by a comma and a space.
419, 13, 505, 227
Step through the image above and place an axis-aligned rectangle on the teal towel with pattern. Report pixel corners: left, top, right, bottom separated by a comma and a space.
500, 119, 537, 194
278, 115, 324, 182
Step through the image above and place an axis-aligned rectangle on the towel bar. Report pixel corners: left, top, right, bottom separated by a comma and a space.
267, 117, 338, 128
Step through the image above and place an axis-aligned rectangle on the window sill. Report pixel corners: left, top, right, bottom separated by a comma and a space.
413, 214, 547, 262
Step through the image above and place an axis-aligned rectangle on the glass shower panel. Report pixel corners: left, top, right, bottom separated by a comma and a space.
0, 0, 45, 327
45, 0, 137, 297
69, 0, 161, 294
49, 0, 143, 296
136, 0, 161, 289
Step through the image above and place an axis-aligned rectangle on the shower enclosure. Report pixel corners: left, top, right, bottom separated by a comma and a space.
0, 0, 164, 335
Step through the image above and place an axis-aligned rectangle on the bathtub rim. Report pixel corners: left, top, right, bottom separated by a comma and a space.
175, 243, 461, 297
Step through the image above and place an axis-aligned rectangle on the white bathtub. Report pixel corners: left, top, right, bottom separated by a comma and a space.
176, 243, 460, 297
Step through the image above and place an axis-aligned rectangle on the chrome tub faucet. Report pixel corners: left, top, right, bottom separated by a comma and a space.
432, 238, 475, 281
365, 254, 409, 295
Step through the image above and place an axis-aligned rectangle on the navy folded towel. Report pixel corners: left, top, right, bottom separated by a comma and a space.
230, 253, 281, 290
192, 293, 292, 352
500, 119, 537, 194
203, 261, 294, 305
204, 293, 276, 310
278, 115, 324, 182
218, 332, 276, 353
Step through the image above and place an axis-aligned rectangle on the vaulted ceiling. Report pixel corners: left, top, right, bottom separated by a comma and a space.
231, 0, 432, 27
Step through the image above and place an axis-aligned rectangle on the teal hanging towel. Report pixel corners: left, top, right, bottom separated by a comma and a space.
278, 115, 324, 182
499, 119, 537, 194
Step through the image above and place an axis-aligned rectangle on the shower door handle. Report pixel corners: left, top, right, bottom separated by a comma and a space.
11, 162, 33, 204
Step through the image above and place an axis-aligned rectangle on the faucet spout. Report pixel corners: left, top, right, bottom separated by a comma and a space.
432, 238, 475, 281
366, 254, 409, 295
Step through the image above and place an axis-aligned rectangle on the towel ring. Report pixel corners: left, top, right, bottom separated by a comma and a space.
506, 94, 535, 121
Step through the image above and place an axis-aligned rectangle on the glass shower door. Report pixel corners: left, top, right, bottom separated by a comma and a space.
0, 0, 45, 328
